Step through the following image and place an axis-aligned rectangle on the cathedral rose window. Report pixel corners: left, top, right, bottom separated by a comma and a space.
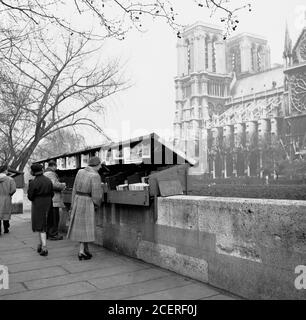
298, 33, 306, 61
290, 70, 306, 114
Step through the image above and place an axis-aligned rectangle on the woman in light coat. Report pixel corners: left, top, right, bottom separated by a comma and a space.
0, 164, 16, 235
67, 156, 102, 260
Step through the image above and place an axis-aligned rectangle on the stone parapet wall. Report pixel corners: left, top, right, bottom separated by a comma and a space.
187, 175, 306, 200
96, 196, 306, 300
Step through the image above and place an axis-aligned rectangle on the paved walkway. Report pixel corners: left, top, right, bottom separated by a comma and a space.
0, 211, 238, 300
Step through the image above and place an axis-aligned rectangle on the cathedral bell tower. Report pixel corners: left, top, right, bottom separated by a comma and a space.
227, 34, 271, 77
173, 22, 231, 174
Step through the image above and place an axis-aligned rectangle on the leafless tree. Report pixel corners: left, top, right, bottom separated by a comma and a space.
0, 30, 128, 170
0, 0, 252, 43
31, 129, 87, 161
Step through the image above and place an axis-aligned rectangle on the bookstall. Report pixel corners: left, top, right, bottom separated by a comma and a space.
35, 133, 195, 204
34, 133, 196, 234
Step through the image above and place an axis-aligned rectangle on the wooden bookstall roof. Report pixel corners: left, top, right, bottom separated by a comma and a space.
34, 132, 197, 167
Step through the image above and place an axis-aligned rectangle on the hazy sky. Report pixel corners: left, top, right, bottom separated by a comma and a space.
78, 0, 306, 145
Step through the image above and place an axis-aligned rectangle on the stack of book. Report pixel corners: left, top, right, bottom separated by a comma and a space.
128, 183, 149, 191
116, 184, 129, 191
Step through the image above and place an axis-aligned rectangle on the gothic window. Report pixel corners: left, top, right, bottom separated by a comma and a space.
205, 37, 209, 70
190, 43, 194, 73
186, 85, 191, 97
251, 44, 256, 71
230, 46, 241, 74
251, 45, 254, 71
186, 40, 191, 74
186, 39, 194, 74
231, 52, 235, 71
212, 40, 216, 72
257, 46, 264, 71
199, 107, 203, 119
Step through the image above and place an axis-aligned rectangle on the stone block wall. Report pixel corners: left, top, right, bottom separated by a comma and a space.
96, 196, 306, 300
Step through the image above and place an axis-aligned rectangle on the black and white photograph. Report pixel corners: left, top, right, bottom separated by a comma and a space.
0, 0, 306, 305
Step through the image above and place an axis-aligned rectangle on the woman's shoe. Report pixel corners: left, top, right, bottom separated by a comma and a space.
39, 248, 48, 256
78, 252, 91, 261
37, 244, 42, 253
84, 249, 92, 258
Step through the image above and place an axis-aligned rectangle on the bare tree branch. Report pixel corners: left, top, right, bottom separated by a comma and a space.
0, 29, 128, 170
0, 0, 252, 49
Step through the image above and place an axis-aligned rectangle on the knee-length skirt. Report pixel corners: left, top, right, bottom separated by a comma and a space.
31, 197, 52, 232
67, 194, 95, 242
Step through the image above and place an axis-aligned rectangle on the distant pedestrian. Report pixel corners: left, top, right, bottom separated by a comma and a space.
67, 156, 103, 260
27, 163, 54, 256
0, 164, 16, 235
44, 160, 66, 240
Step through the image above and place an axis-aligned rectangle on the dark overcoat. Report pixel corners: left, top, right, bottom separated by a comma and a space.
67, 167, 102, 242
27, 174, 54, 232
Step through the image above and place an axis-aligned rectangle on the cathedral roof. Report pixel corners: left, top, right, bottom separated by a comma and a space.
230, 66, 284, 98
292, 27, 306, 53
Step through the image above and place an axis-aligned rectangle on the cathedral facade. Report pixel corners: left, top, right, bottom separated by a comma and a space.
173, 21, 306, 178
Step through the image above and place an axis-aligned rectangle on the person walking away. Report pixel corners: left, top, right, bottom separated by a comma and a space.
27, 164, 54, 256
67, 156, 103, 260
0, 164, 16, 235
44, 160, 66, 240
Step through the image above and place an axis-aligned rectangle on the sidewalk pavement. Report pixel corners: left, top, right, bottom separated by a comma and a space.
0, 210, 239, 300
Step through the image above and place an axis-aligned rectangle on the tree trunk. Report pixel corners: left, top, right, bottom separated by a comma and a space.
11, 140, 40, 171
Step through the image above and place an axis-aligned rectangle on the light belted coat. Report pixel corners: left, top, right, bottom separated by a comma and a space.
67, 167, 102, 242
44, 167, 65, 208
0, 173, 17, 220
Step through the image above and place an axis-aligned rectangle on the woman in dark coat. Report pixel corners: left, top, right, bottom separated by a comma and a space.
27, 163, 54, 256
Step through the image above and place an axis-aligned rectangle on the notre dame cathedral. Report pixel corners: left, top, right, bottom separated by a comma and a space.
173, 21, 306, 178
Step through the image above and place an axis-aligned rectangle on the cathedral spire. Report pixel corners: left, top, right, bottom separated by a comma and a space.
283, 22, 292, 67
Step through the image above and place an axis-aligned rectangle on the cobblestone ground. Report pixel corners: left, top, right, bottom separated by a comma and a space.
0, 208, 238, 300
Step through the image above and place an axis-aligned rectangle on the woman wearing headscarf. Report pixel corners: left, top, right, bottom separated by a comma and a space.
27, 163, 54, 256
67, 156, 103, 260
0, 164, 16, 235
